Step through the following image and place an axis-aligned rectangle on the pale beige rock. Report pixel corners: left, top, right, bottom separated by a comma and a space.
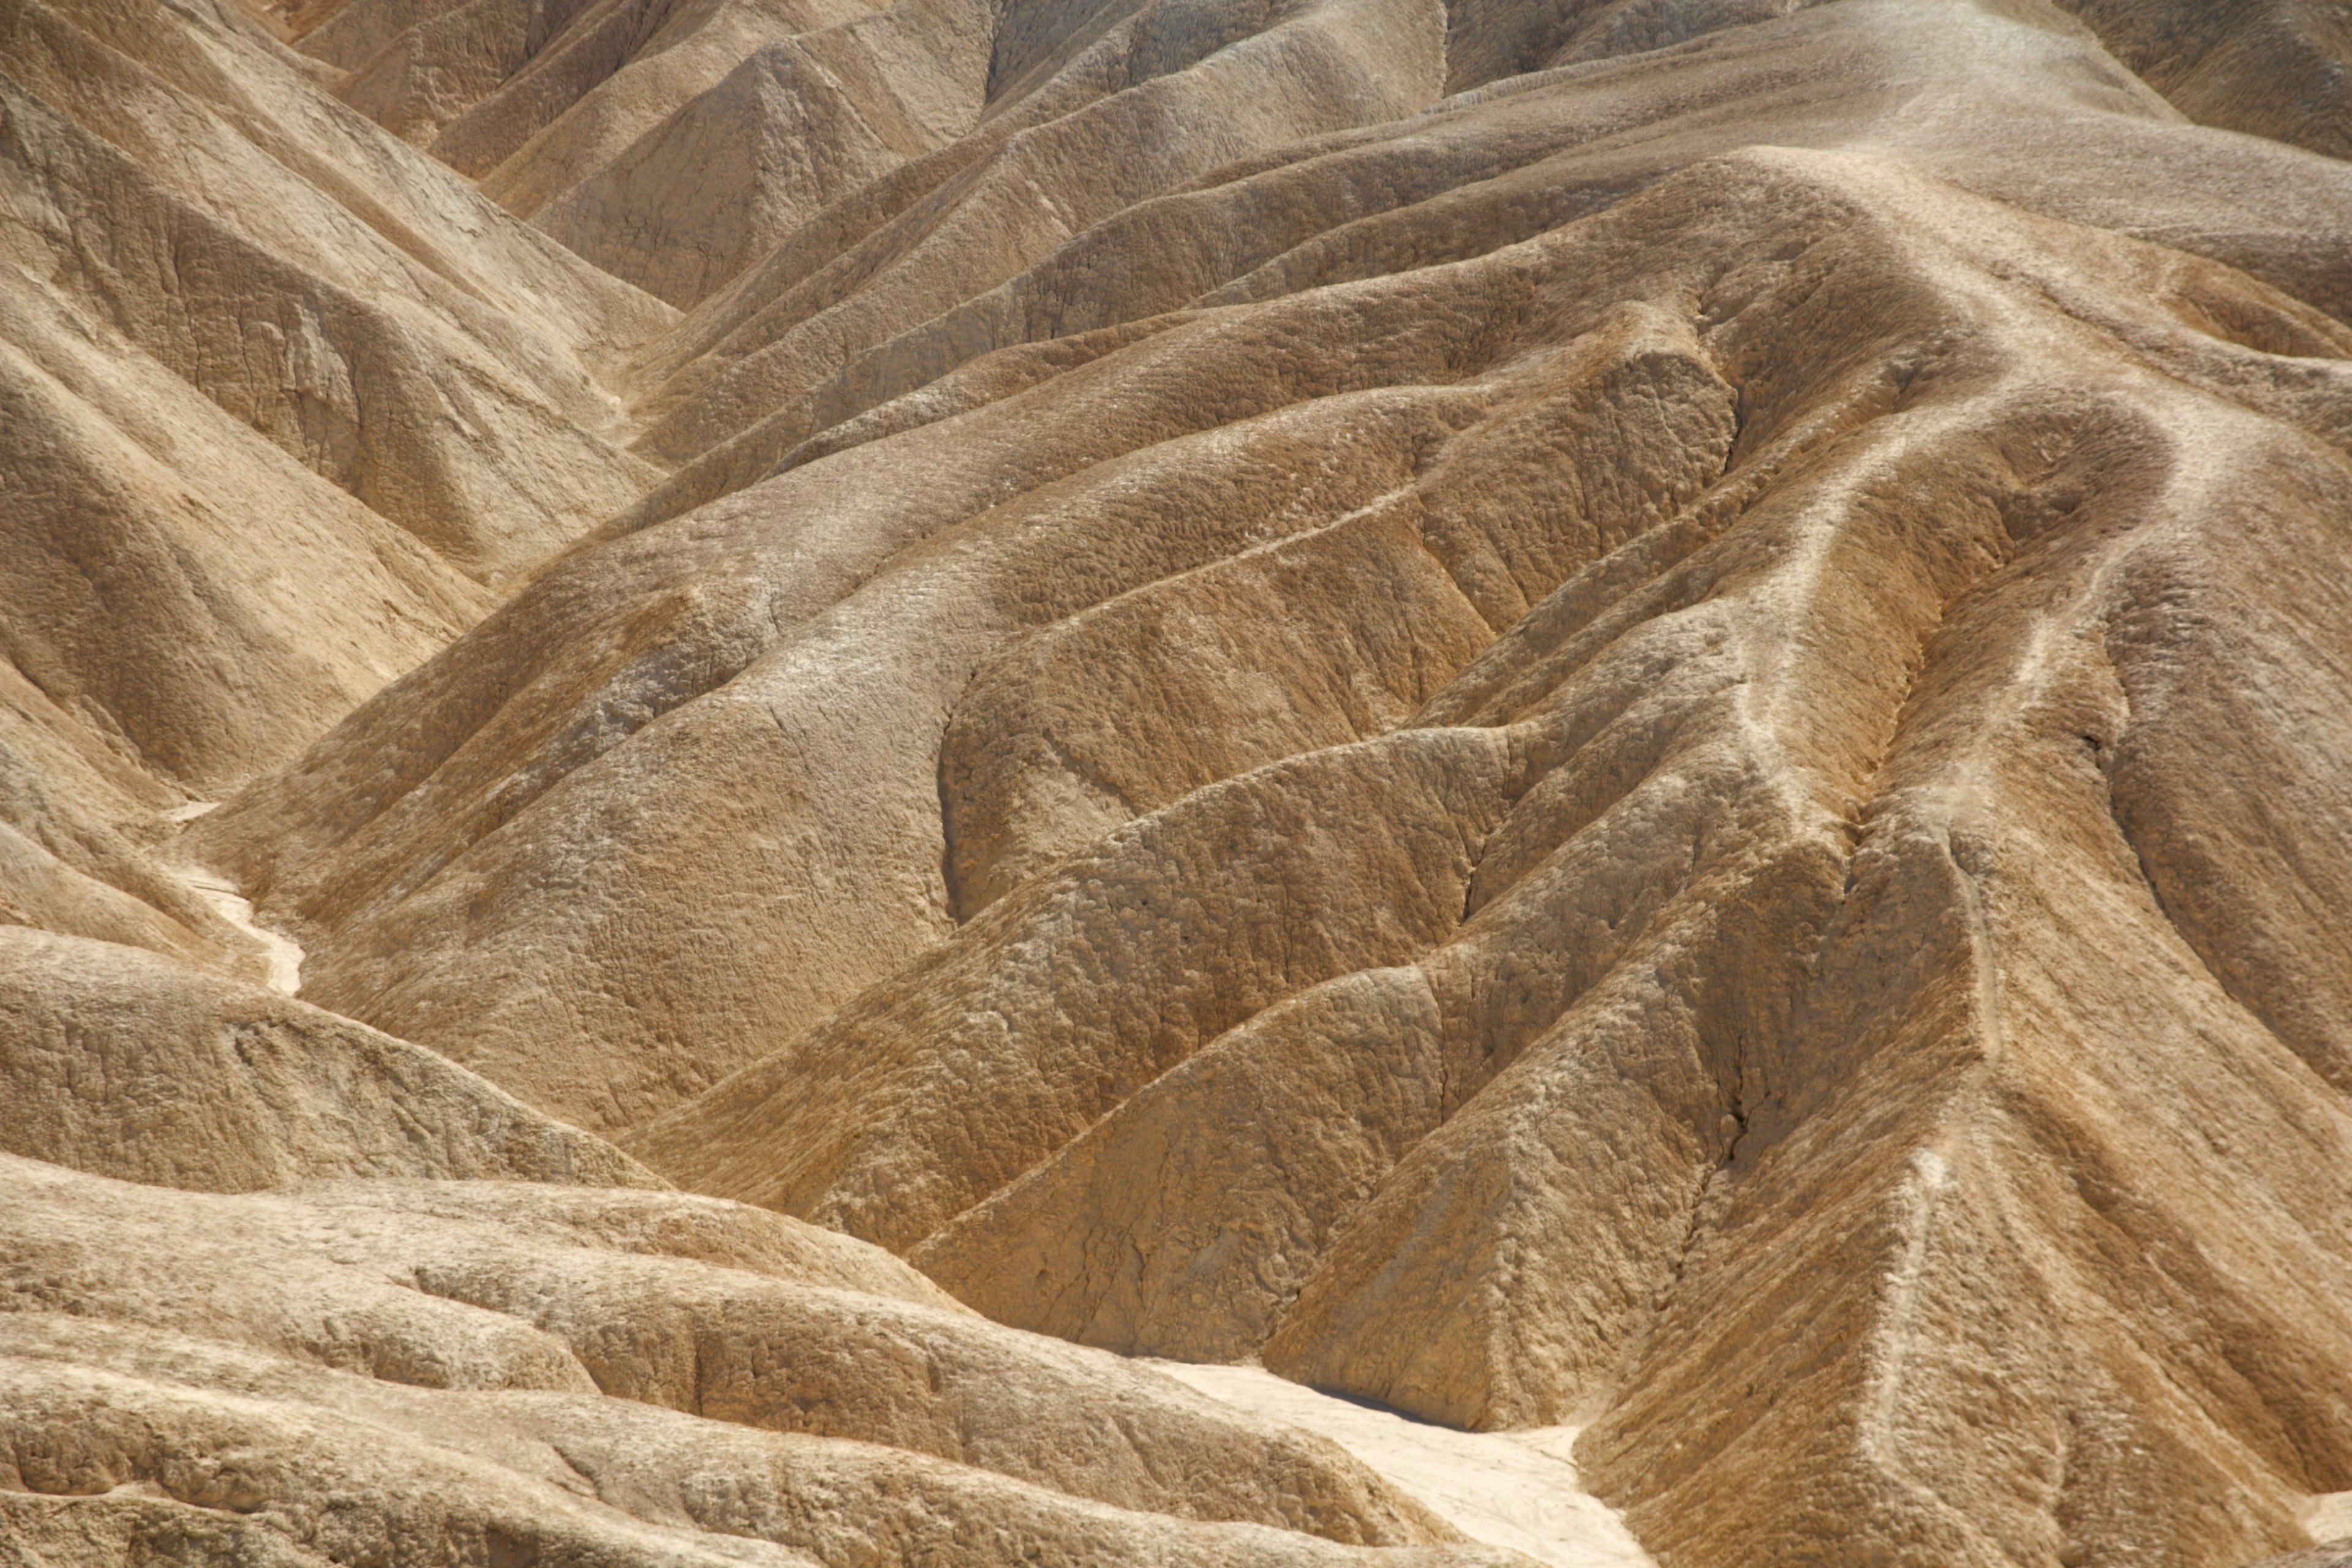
0, 660, 260, 975
0, 1155, 1515, 1564
424, 0, 887, 187
0, 0, 673, 958
2, 0, 671, 589
194, 254, 1735, 1130
600, 0, 2352, 533
911, 967, 1457, 1360
609, 0, 1447, 505
486, 0, 981, 306
9, 0, 2352, 1564
1151, 1362, 1654, 1568
0, 926, 660, 1192
2260, 1541, 2352, 1568
0, 1317, 1517, 1568
0, 255, 494, 792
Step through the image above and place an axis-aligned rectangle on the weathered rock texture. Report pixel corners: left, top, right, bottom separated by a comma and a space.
2250, 1545, 2352, 1568
6, 0, 2352, 1564
0, 1156, 1510, 1566
2052, 0, 2352, 159
0, 925, 663, 1191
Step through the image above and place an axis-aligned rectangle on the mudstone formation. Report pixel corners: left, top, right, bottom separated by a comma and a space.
4, 0, 2352, 1563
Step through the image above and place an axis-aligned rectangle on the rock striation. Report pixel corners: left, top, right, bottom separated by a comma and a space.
0, 926, 663, 1191
6, 0, 2352, 1564
0, 1156, 1510, 1566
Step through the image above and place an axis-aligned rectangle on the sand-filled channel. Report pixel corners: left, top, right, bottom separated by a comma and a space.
1145, 1361, 1654, 1568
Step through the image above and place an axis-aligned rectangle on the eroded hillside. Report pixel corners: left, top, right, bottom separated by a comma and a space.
5, 1, 2352, 1564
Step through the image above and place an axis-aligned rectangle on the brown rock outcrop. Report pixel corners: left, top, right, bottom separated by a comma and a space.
2055, 0, 2352, 159
2, 0, 668, 592
8, 0, 2352, 1564
0, 927, 660, 1191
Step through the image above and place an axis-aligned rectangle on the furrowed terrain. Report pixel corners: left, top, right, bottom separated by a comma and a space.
4, 0, 2352, 1564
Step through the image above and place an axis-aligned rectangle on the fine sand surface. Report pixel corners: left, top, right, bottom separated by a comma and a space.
1150, 1361, 1654, 1568
180, 867, 307, 995
2307, 1495, 2352, 1544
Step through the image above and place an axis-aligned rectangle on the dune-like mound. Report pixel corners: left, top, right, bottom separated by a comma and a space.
6, 0, 2352, 1563
0, 1156, 1507, 1565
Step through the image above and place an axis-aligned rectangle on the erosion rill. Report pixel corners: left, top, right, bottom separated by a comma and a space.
4, 1, 2352, 1564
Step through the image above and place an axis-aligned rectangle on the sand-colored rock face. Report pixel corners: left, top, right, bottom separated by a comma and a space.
1, 0, 668, 595
2054, 0, 2352, 159
0, 925, 663, 1191
9, 0, 2352, 1564
1, 1156, 1520, 1566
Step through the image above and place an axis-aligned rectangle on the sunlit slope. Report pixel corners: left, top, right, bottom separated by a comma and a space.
7, 0, 2351, 1564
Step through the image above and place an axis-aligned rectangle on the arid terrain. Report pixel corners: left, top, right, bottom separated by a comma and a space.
6, 0, 2352, 1562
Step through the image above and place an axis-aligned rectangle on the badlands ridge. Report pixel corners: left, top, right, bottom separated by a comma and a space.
5, 0, 2352, 1563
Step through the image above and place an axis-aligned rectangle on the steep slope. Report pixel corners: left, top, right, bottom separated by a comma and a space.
2255, 1544, 2352, 1568
602, 0, 2350, 526
181, 2, 2352, 1563
7, 0, 2352, 1564
0, 239, 496, 791
195, 0, 2352, 1124
0, 926, 662, 1191
0, 659, 263, 976
2056, 0, 2352, 158
1, 0, 668, 589
503, 0, 960, 308
1, 0, 673, 960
